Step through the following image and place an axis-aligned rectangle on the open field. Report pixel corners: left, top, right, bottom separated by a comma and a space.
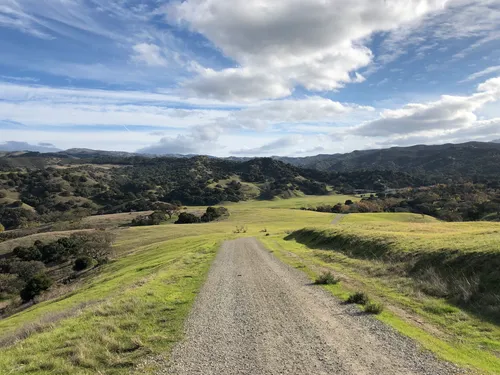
1, 195, 500, 374
222, 193, 360, 209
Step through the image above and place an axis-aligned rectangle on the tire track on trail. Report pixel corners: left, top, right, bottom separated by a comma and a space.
163, 238, 460, 375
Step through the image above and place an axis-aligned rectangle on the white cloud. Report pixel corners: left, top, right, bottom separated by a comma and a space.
138, 125, 223, 155
224, 97, 373, 130
167, 0, 447, 101
0, 128, 159, 152
132, 43, 168, 67
372, 0, 500, 71
460, 66, 500, 82
185, 67, 292, 101
231, 135, 303, 155
0, 1, 53, 39
0, 0, 139, 42
0, 140, 60, 152
0, 101, 225, 128
0, 81, 246, 107
0, 82, 374, 132
343, 76, 500, 144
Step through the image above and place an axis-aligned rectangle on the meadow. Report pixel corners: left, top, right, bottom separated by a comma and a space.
1, 195, 500, 374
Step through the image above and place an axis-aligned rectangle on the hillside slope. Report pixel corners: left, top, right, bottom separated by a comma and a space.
277, 142, 500, 180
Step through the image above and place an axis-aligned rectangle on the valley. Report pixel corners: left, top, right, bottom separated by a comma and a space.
1, 149, 500, 374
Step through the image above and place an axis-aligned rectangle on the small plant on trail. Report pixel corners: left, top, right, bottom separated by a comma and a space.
233, 225, 247, 234
346, 291, 369, 305
314, 271, 339, 285
364, 301, 384, 315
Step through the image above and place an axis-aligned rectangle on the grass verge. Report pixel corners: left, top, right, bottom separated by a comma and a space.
0, 235, 221, 374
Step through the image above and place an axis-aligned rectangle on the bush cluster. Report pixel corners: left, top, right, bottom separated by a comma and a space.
303, 184, 500, 222
131, 211, 166, 226
0, 231, 115, 302
175, 207, 230, 225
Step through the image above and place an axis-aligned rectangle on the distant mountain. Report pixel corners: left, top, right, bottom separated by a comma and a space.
274, 142, 500, 180
3, 141, 500, 183
0, 141, 61, 153
491, 139, 500, 144
61, 148, 141, 158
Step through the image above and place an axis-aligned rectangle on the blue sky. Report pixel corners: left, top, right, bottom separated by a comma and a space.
1, 0, 500, 156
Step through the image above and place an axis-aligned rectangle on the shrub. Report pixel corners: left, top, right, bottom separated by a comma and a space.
20, 273, 53, 302
233, 225, 247, 233
73, 256, 94, 271
131, 211, 165, 226
0, 206, 38, 230
0, 223, 4, 233
12, 200, 23, 208
201, 206, 230, 222
364, 301, 384, 314
314, 271, 339, 285
175, 212, 201, 224
0, 274, 24, 297
9, 261, 46, 282
346, 291, 369, 305
72, 231, 115, 262
13, 246, 43, 262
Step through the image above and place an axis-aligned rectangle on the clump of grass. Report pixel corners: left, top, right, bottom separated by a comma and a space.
314, 271, 339, 285
346, 291, 369, 305
364, 301, 384, 315
423, 302, 458, 315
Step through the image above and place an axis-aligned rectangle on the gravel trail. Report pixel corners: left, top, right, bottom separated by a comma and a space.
164, 238, 460, 375
331, 213, 346, 224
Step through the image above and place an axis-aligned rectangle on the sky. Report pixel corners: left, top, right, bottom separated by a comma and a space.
0, 0, 500, 157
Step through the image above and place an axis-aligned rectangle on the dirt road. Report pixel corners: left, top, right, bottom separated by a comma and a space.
164, 238, 459, 375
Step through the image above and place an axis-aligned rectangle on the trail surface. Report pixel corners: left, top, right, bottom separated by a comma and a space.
331, 213, 346, 224
164, 238, 459, 375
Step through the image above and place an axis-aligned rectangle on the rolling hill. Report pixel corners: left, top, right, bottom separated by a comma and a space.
276, 142, 500, 179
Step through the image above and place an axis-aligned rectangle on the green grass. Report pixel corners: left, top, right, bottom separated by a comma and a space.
342, 212, 438, 223
0, 235, 221, 374
261, 236, 500, 374
222, 193, 360, 209
0, 198, 343, 374
2, 197, 500, 374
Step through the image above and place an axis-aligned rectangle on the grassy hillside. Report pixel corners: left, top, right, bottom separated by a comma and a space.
278, 141, 500, 181
0, 235, 220, 374
287, 217, 500, 318
269, 212, 500, 374
1, 198, 500, 374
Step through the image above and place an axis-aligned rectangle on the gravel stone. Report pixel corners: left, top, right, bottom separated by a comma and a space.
162, 238, 462, 375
